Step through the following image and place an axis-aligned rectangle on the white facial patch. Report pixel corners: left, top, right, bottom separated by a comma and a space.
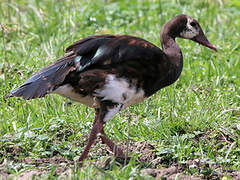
180, 17, 199, 39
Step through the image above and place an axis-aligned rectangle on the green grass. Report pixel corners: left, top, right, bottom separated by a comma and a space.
0, 0, 240, 179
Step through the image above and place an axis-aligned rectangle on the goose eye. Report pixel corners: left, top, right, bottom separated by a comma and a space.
190, 21, 196, 27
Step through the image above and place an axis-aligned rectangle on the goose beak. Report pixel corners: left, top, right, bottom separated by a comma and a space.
192, 33, 217, 52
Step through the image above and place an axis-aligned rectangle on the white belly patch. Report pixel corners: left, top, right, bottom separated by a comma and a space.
94, 74, 145, 108
53, 84, 99, 108
94, 74, 145, 122
53, 75, 145, 122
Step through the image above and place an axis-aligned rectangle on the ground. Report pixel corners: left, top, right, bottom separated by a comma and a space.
0, 0, 240, 179
1, 141, 240, 179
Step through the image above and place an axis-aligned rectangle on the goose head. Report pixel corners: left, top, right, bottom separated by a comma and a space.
161, 14, 217, 52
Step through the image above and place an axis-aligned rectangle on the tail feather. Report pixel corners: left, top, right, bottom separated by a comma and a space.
6, 55, 75, 100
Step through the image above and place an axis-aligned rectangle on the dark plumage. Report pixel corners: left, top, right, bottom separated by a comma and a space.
6, 14, 217, 166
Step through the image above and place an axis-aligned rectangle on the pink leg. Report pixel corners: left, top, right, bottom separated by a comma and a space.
100, 131, 125, 158
78, 108, 130, 167
78, 110, 100, 166
99, 123, 131, 163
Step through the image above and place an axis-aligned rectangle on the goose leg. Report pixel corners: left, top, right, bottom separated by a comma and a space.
100, 131, 131, 164
99, 129, 127, 160
97, 102, 131, 163
78, 109, 100, 166
98, 121, 130, 162
78, 105, 130, 167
